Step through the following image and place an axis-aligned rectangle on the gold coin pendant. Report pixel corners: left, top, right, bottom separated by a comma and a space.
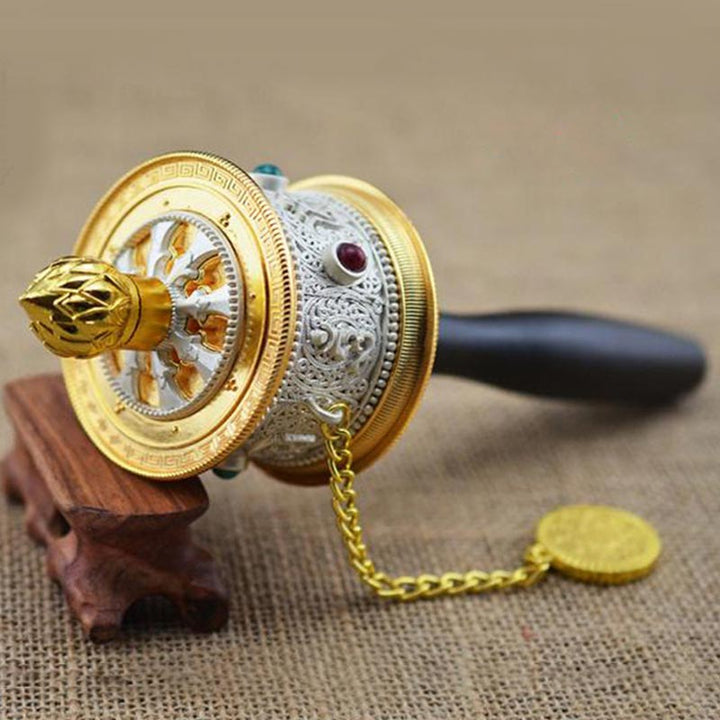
536, 504, 661, 584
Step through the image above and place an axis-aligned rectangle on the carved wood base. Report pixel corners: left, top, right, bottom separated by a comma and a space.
2, 375, 228, 642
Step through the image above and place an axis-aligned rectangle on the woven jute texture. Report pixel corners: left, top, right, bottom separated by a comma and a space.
1, 5, 718, 718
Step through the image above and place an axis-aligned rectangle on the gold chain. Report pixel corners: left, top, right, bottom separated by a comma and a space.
320, 402, 553, 602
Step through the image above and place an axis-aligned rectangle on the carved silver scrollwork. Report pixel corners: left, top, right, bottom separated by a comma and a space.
242, 185, 399, 468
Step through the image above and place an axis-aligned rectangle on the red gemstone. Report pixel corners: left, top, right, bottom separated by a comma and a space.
336, 242, 367, 273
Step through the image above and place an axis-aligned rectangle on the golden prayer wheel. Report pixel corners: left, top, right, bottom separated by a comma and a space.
21, 152, 437, 484
20, 150, 706, 595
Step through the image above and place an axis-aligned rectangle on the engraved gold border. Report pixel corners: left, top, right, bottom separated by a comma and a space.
258, 176, 438, 485
62, 152, 297, 480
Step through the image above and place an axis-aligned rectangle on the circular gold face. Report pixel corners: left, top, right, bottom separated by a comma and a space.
62, 152, 297, 479
536, 505, 661, 584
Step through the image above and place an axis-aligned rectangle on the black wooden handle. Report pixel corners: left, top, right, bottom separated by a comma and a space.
434, 311, 706, 404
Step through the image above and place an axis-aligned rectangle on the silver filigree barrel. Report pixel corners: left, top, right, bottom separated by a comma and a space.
220, 170, 400, 474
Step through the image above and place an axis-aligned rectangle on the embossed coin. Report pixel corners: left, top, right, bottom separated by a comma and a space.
536, 505, 661, 584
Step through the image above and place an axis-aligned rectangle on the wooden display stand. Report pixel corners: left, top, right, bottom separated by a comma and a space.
1, 374, 228, 642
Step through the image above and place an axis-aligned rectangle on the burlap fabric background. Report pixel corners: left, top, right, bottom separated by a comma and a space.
0, 4, 718, 718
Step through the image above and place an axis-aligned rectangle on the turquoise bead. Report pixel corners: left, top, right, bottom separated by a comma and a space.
212, 468, 239, 480
252, 163, 284, 177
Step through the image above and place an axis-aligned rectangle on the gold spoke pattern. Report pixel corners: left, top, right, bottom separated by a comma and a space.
136, 352, 159, 407
185, 314, 228, 353
167, 346, 203, 400
164, 222, 193, 276
184, 254, 225, 296
114, 219, 233, 408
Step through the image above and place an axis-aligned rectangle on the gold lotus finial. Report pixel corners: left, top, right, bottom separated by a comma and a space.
20, 256, 172, 358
